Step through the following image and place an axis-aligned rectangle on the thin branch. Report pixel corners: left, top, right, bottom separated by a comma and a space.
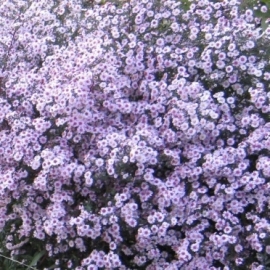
0, 253, 38, 270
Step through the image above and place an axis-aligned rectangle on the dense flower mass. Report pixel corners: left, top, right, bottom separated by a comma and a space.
0, 0, 269, 269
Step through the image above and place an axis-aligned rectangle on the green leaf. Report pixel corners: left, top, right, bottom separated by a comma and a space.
27, 250, 46, 269
261, 17, 270, 31
261, 0, 270, 6
84, 201, 93, 212
46, 264, 57, 270
180, 0, 191, 11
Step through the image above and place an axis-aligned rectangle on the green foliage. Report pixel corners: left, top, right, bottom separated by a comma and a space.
240, 0, 270, 30
0, 253, 38, 270
27, 250, 46, 270
179, 0, 192, 11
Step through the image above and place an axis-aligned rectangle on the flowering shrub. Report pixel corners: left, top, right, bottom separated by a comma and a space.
0, 0, 269, 269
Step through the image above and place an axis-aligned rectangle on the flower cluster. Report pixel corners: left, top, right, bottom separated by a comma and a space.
0, 0, 269, 269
